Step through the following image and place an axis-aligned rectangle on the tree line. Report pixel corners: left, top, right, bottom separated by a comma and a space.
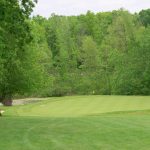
0, 0, 150, 105
32, 9, 150, 96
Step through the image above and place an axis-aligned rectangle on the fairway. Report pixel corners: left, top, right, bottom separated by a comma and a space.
0, 96, 150, 150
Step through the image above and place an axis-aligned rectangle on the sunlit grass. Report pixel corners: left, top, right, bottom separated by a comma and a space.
0, 96, 150, 150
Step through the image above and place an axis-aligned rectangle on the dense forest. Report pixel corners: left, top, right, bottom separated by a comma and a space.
31, 9, 150, 96
0, 0, 150, 105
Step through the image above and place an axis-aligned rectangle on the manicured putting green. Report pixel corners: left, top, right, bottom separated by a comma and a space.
5, 95, 150, 117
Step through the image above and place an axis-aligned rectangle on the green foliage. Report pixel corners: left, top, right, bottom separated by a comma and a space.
0, 0, 51, 103
139, 9, 150, 27
0, 6, 150, 98
34, 9, 150, 96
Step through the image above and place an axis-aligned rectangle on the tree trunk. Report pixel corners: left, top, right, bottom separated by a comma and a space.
1, 95, 13, 106
2, 99, 13, 106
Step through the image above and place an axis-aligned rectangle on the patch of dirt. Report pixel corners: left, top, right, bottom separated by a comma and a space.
12, 98, 48, 106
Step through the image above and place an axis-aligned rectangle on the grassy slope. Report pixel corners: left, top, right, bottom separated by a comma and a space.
0, 96, 150, 150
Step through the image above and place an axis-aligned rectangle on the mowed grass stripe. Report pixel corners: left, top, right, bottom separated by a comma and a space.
0, 114, 150, 150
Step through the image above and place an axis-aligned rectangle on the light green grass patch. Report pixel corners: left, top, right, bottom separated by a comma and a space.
3, 95, 150, 117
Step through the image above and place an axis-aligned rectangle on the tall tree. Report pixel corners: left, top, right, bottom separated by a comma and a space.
139, 9, 150, 27
0, 0, 37, 105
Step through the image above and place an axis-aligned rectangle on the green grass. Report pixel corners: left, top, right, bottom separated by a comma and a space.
0, 96, 150, 150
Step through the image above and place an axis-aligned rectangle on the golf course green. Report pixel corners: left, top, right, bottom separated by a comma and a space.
0, 96, 150, 150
